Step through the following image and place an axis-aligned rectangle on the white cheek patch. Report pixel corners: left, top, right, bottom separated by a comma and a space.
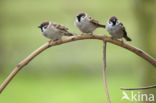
81, 15, 87, 22
43, 22, 51, 32
116, 20, 120, 25
80, 17, 85, 22
42, 27, 46, 32
108, 21, 113, 26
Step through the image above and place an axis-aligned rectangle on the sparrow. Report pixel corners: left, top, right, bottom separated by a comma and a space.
75, 12, 105, 34
105, 16, 132, 41
38, 21, 73, 41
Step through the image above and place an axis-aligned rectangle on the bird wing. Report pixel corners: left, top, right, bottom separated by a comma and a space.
119, 23, 132, 41
53, 23, 69, 31
89, 16, 105, 28
53, 23, 73, 36
88, 16, 99, 26
119, 22, 127, 36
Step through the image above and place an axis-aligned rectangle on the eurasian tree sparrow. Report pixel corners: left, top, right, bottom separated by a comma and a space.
38, 21, 73, 41
105, 16, 132, 41
75, 12, 105, 34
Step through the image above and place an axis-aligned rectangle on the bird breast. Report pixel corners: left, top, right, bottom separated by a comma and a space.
106, 24, 123, 38
42, 26, 63, 40
76, 18, 96, 33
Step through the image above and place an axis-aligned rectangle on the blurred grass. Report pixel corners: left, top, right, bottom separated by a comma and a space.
0, 0, 147, 102
0, 75, 137, 103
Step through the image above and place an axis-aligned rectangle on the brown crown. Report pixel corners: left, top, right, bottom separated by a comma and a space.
77, 12, 86, 17
39, 21, 49, 27
109, 16, 118, 21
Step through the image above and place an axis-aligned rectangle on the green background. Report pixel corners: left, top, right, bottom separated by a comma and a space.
0, 0, 156, 103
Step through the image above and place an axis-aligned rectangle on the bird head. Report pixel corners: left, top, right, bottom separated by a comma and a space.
76, 12, 87, 22
109, 16, 118, 26
38, 21, 50, 32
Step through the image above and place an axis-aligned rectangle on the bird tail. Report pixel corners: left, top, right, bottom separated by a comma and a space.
97, 24, 105, 28
64, 32, 73, 36
124, 36, 132, 41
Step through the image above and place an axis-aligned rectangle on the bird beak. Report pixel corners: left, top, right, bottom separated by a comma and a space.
38, 25, 41, 28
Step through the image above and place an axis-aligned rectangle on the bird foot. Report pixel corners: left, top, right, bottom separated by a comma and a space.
48, 40, 53, 47
121, 38, 124, 43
